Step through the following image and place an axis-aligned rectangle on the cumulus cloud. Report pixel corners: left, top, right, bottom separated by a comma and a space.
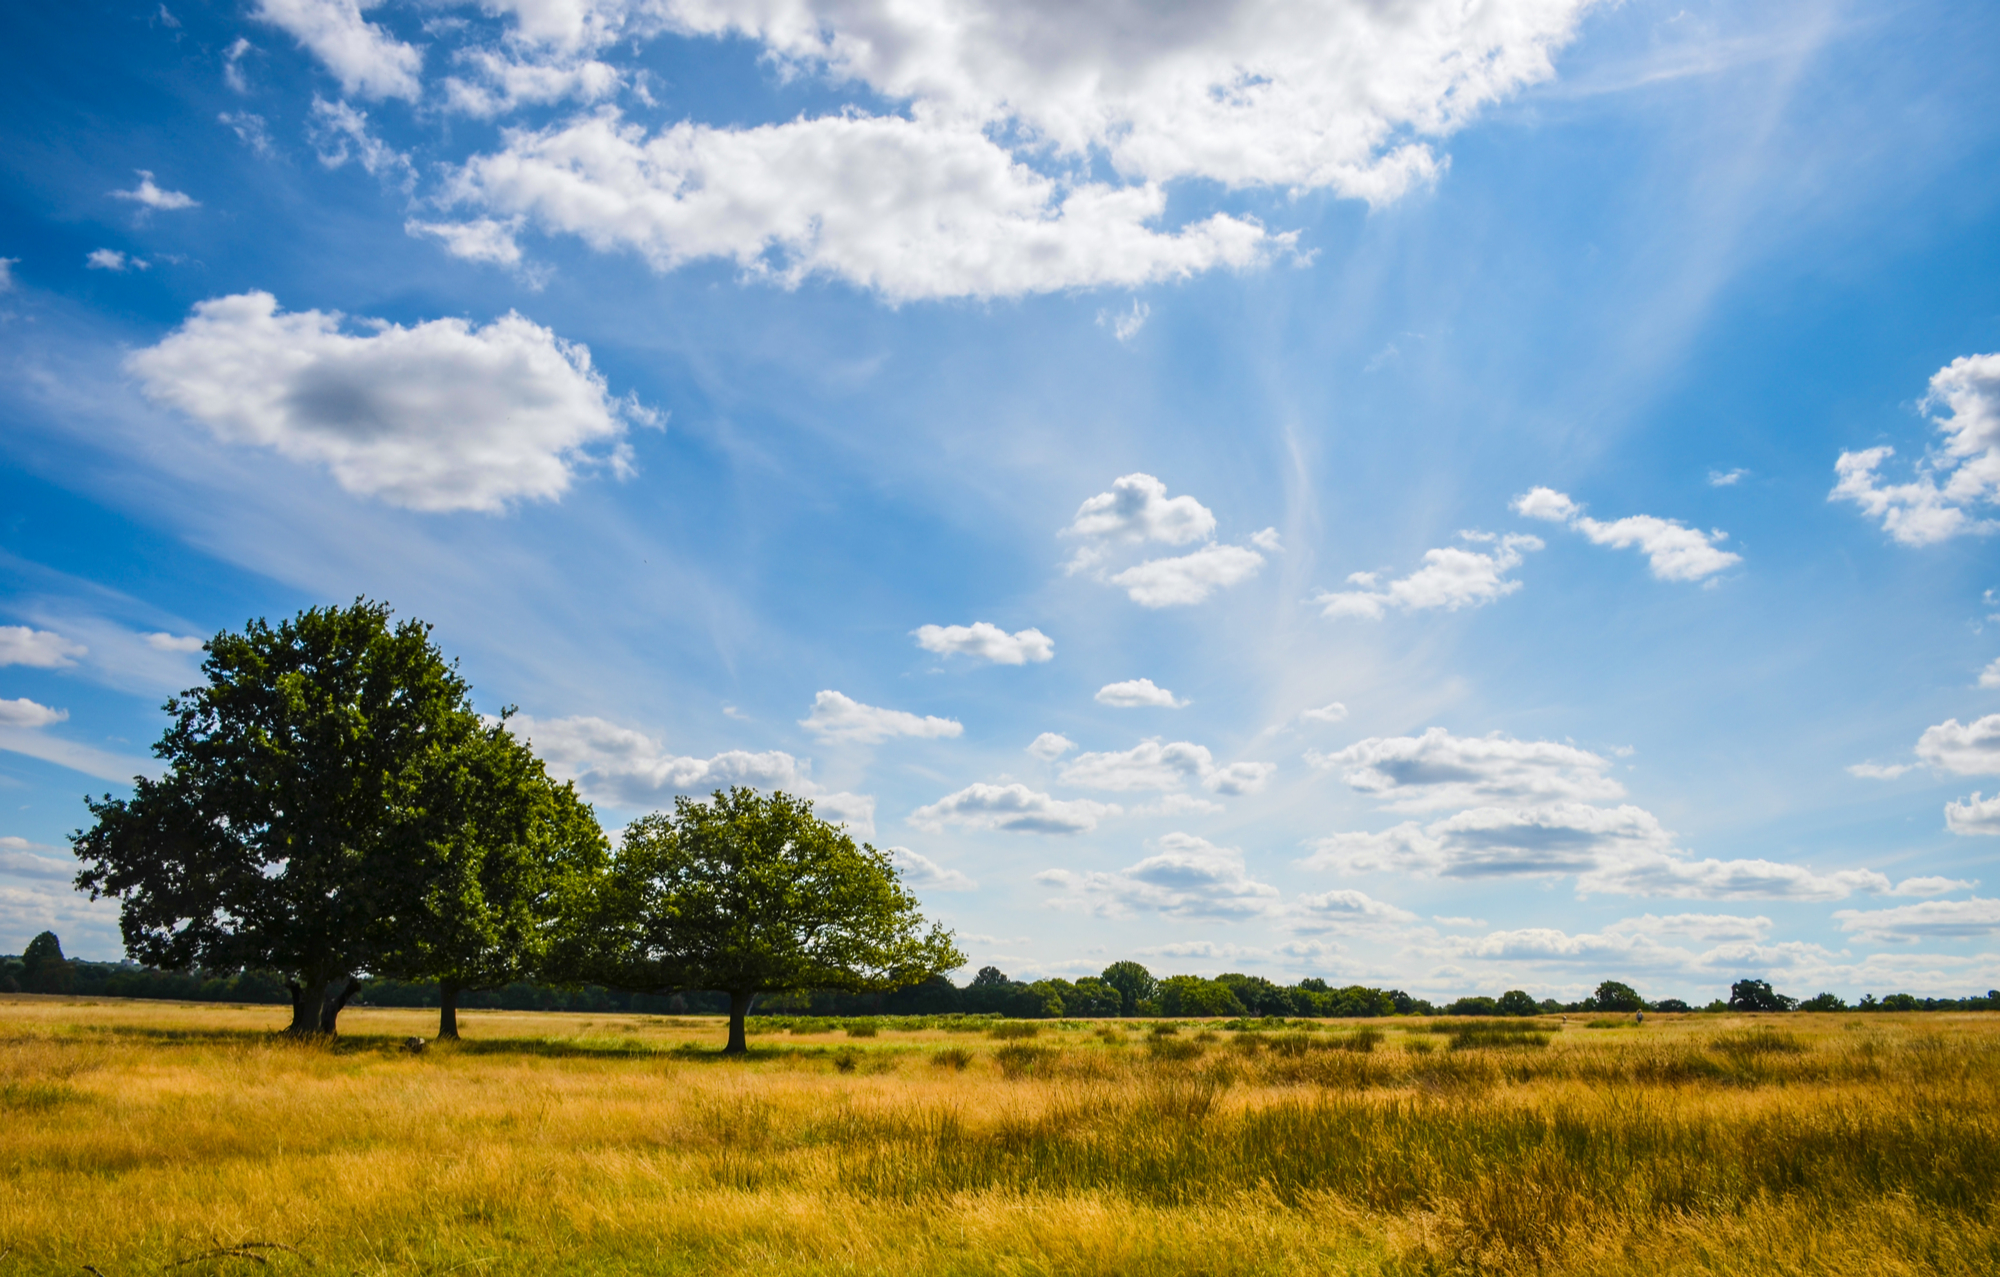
511, 713, 816, 808
252, 0, 423, 100
1094, 678, 1186, 709
1830, 353, 2000, 545
1060, 738, 1275, 796
911, 782, 1117, 835
1945, 792, 2000, 836
0, 626, 86, 668
1915, 715, 2000, 776
1315, 531, 1541, 619
1038, 833, 1279, 919
888, 846, 976, 891
127, 291, 642, 513
1110, 543, 1265, 607
0, 836, 79, 882
1305, 728, 1888, 900
1306, 727, 1624, 811
1290, 887, 1417, 930
1026, 732, 1075, 761
86, 249, 147, 272
799, 690, 962, 745
1891, 876, 1977, 896
308, 97, 415, 184
1834, 896, 2000, 943
1298, 701, 1349, 724
1064, 473, 1217, 555
1512, 487, 1741, 582
0, 699, 67, 729
913, 621, 1054, 665
406, 217, 527, 267
1982, 658, 2000, 690
1602, 912, 1772, 943
143, 632, 205, 653
443, 0, 1591, 297
441, 47, 622, 117
110, 170, 197, 210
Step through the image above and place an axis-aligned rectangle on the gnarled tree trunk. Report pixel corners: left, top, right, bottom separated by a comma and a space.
319, 976, 361, 1034
724, 990, 754, 1055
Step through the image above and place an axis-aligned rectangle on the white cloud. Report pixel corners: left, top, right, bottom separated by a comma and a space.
1512, 487, 1740, 582
127, 291, 641, 513
0, 626, 87, 668
1602, 912, 1773, 943
445, 0, 1592, 296
86, 249, 147, 272
110, 170, 197, 210
798, 690, 962, 744
1891, 876, 1976, 896
448, 111, 1282, 303
1708, 468, 1747, 487
1097, 300, 1149, 343
441, 47, 621, 117
1945, 792, 2000, 836
1109, 542, 1265, 607
0, 836, 78, 883
1982, 658, 2000, 690
1316, 531, 1541, 619
0, 698, 67, 729
1914, 714, 2000, 775
1290, 887, 1417, 930
810, 790, 876, 839
913, 621, 1054, 665
1299, 701, 1348, 724
1060, 738, 1275, 796
0, 727, 157, 783
911, 782, 1117, 835
510, 712, 813, 807
1250, 527, 1283, 552
1026, 732, 1075, 761
1834, 897, 2000, 943
0, 258, 15, 291
308, 97, 415, 185
407, 217, 525, 267
1848, 762, 1914, 779
1038, 833, 1279, 919
224, 37, 255, 93
219, 111, 275, 155
253, 0, 423, 101
0, 880, 123, 958
143, 632, 205, 653
1307, 727, 1624, 811
888, 846, 976, 891
1064, 473, 1217, 550
1094, 678, 1186, 709
1830, 353, 2000, 545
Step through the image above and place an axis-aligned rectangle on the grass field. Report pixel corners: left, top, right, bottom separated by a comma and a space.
1, 996, 1996, 1275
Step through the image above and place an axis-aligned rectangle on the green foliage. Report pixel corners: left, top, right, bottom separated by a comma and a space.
1155, 975, 1247, 1018
1654, 998, 1693, 1013
20, 932, 73, 994
1099, 961, 1156, 1016
588, 788, 964, 1052
71, 600, 490, 1034
1446, 996, 1501, 1016
1593, 980, 1645, 1012
1496, 989, 1539, 1017
1881, 992, 1921, 1011
1729, 978, 1797, 1013
1799, 992, 1847, 1012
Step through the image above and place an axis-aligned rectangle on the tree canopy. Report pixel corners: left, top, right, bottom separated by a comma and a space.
588, 788, 964, 1053
73, 601, 489, 1035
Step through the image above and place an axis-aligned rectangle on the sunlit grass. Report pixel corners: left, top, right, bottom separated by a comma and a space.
0, 995, 1996, 1274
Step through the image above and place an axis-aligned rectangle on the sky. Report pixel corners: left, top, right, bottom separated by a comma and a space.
2, 0, 1998, 1004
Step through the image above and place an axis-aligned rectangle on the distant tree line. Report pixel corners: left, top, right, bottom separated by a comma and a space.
11, 934, 1997, 1019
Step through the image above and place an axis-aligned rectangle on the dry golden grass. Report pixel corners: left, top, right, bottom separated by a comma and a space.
1, 996, 1996, 1275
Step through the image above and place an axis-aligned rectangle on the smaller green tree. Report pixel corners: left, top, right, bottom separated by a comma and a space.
590, 789, 963, 1054
1099, 961, 1156, 1017
1497, 989, 1539, 1017
1593, 980, 1645, 1012
1798, 992, 1846, 1012
21, 932, 75, 995
1728, 978, 1796, 1012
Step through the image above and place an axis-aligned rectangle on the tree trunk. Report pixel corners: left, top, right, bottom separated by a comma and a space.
724, 990, 754, 1055
319, 976, 361, 1034
438, 979, 461, 1040
284, 979, 318, 1036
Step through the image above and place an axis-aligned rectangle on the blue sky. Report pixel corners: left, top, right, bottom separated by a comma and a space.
3, 0, 1998, 1002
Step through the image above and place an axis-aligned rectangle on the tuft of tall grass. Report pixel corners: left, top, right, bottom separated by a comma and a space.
989, 1021, 1041, 1040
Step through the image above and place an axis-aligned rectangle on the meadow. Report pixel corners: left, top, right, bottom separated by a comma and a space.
1, 996, 1996, 1275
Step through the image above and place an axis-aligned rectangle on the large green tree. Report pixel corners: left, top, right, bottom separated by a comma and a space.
590, 789, 964, 1054
371, 715, 610, 1039
73, 602, 488, 1035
